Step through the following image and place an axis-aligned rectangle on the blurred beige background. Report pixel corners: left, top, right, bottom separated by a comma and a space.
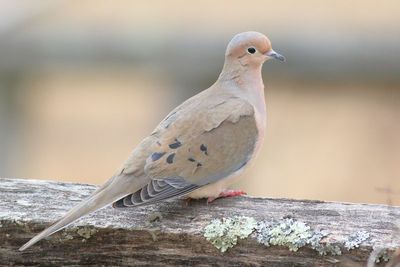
0, 1, 399, 205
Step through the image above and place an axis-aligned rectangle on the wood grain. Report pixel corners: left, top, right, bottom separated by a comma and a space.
1, 178, 399, 266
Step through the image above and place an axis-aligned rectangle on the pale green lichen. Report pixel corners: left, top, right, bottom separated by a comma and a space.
256, 218, 341, 255
146, 228, 160, 242
204, 216, 257, 252
13, 219, 25, 227
256, 218, 312, 252
76, 227, 97, 240
373, 247, 391, 263
314, 242, 342, 256
344, 230, 370, 250
61, 232, 74, 241
203, 216, 376, 257
148, 212, 163, 223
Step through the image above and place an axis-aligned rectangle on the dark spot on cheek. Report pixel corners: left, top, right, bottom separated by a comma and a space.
200, 144, 208, 155
166, 153, 175, 164
156, 141, 161, 146
169, 138, 182, 149
188, 158, 196, 162
197, 163, 202, 167
151, 152, 166, 161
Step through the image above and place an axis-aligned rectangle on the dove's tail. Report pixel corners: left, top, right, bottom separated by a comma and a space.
19, 176, 134, 251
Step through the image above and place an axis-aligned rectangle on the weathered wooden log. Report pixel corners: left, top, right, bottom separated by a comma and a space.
0, 178, 399, 266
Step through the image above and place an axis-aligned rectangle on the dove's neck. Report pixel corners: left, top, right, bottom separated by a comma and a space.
218, 62, 266, 127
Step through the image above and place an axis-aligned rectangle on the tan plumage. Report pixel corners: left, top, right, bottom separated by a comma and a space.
19, 31, 285, 251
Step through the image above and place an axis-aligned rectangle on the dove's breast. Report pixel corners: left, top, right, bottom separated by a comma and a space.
188, 83, 267, 199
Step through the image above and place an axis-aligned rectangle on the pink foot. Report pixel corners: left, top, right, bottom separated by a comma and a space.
207, 190, 247, 204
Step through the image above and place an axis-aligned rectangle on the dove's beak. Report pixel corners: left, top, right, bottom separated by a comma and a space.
265, 49, 285, 62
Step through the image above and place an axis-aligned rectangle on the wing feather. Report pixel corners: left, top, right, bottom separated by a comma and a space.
114, 93, 258, 208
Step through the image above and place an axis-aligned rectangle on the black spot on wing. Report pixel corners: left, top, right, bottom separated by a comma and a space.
166, 153, 175, 164
151, 152, 166, 161
200, 144, 208, 155
188, 158, 196, 162
197, 163, 202, 167
169, 138, 182, 149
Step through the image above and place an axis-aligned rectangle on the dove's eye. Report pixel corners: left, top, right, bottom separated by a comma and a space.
247, 47, 256, 54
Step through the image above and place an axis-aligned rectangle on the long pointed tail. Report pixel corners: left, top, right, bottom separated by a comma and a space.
19, 177, 132, 251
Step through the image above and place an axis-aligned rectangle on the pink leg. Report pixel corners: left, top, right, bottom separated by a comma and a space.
207, 189, 247, 204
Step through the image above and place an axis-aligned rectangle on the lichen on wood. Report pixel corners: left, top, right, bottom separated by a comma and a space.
1, 178, 400, 266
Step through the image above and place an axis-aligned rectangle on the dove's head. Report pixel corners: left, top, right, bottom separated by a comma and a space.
225, 31, 285, 68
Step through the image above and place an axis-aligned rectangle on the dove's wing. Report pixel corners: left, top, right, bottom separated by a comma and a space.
114, 91, 258, 207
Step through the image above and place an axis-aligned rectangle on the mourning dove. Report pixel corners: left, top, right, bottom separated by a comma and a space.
19, 31, 285, 251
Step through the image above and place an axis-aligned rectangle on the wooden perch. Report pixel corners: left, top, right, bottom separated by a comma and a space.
1, 178, 399, 266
